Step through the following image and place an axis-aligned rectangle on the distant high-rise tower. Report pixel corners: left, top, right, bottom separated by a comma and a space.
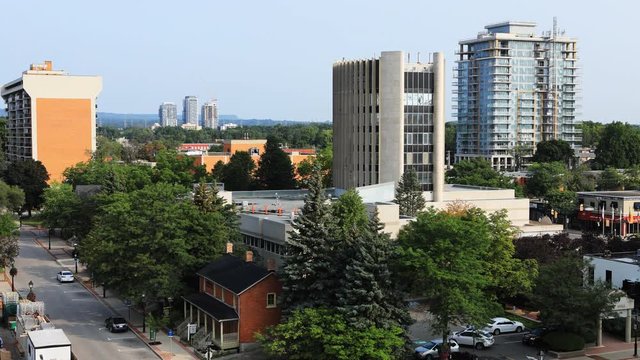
0, 61, 102, 182
455, 21, 580, 171
202, 99, 218, 129
333, 51, 445, 197
183, 96, 198, 125
159, 102, 178, 127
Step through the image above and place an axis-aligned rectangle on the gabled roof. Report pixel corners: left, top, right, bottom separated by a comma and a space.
197, 254, 272, 294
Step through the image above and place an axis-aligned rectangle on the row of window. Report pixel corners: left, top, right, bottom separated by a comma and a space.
243, 234, 285, 255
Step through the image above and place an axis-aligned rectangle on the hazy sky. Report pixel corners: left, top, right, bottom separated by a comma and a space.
2, 1, 638, 123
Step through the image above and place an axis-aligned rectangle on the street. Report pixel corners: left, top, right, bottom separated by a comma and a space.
14, 228, 157, 360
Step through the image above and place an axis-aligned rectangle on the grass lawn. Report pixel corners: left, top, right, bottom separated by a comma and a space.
503, 310, 541, 330
21, 215, 44, 227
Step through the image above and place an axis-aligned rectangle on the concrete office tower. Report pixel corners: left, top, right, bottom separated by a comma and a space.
159, 102, 178, 126
202, 99, 218, 128
183, 96, 198, 125
333, 51, 445, 196
455, 21, 580, 171
1, 61, 102, 182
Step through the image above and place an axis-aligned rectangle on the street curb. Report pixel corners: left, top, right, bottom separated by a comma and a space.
30, 233, 169, 359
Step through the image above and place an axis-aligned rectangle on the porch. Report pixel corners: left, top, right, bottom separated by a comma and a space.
183, 292, 240, 350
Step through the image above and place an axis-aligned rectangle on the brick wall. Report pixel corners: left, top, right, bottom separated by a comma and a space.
237, 274, 282, 343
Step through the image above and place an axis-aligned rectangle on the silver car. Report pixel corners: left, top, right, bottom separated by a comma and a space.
449, 329, 494, 350
56, 270, 74, 283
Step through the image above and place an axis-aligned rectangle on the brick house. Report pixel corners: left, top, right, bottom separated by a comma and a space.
182, 250, 282, 350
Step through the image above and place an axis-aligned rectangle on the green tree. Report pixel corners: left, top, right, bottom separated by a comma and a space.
394, 169, 426, 217
221, 151, 255, 191
594, 122, 640, 169
624, 165, 640, 190
153, 149, 207, 187
255, 136, 296, 190
597, 167, 625, 191
525, 162, 567, 198
0, 181, 25, 216
40, 183, 82, 235
567, 165, 596, 192
258, 307, 404, 360
332, 190, 409, 330
297, 147, 332, 188
193, 181, 239, 242
546, 189, 577, 222
446, 159, 513, 189
94, 135, 124, 161
211, 160, 226, 182
82, 183, 229, 300
395, 208, 497, 345
4, 159, 50, 216
281, 170, 337, 310
580, 121, 604, 148
63, 160, 153, 193
532, 256, 621, 341
531, 140, 575, 166
0, 213, 19, 268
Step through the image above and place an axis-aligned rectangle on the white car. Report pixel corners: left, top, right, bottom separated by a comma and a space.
57, 270, 74, 283
415, 339, 459, 359
483, 317, 524, 335
449, 329, 494, 350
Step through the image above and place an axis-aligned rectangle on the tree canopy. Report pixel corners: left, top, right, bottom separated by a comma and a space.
446, 158, 513, 189
594, 122, 640, 169
3, 159, 49, 216
525, 162, 567, 198
221, 151, 255, 191
82, 183, 230, 301
531, 140, 575, 166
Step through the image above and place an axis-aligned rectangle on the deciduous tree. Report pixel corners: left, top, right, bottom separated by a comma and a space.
4, 159, 49, 216
525, 162, 568, 198
221, 151, 255, 191
531, 139, 575, 166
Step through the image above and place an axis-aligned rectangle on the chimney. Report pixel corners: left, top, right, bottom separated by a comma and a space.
226, 242, 233, 254
266, 258, 276, 272
245, 250, 253, 263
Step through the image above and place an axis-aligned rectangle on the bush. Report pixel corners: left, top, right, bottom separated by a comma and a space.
603, 318, 628, 340
542, 331, 585, 352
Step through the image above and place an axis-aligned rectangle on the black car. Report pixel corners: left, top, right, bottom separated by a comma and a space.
522, 326, 553, 346
105, 316, 129, 333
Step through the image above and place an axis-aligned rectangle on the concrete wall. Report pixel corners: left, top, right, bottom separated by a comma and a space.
586, 256, 640, 289
379, 51, 404, 185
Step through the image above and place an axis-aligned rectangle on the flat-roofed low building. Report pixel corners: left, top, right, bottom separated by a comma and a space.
577, 191, 640, 236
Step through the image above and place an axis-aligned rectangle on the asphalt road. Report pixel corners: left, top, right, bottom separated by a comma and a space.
14, 228, 157, 360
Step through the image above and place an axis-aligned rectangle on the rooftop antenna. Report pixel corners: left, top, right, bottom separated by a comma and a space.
553, 16, 557, 39
417, 52, 420, 63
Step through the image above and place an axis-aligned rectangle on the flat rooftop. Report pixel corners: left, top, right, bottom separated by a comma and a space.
578, 191, 640, 198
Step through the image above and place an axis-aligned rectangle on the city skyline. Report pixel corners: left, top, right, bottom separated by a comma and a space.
2, 0, 639, 123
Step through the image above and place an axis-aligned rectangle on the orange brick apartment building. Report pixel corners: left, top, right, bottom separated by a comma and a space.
1, 61, 102, 182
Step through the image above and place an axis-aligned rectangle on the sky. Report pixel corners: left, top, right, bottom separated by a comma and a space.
1, 0, 638, 123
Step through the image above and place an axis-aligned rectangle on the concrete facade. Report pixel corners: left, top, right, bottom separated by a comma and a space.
183, 96, 198, 125
1, 61, 102, 182
333, 51, 445, 192
202, 99, 218, 129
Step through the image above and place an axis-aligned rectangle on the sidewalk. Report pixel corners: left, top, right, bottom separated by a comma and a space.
27, 226, 199, 360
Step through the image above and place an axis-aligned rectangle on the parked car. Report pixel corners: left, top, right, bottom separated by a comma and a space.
414, 339, 459, 359
105, 317, 129, 333
450, 329, 494, 350
483, 317, 524, 335
56, 271, 74, 283
522, 326, 555, 346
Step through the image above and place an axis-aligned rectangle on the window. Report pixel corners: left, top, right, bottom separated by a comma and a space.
605, 270, 612, 288
266, 293, 277, 308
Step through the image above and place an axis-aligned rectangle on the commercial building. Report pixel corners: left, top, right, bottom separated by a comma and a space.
183, 95, 198, 125
333, 51, 445, 195
455, 21, 581, 171
202, 99, 219, 129
159, 102, 178, 126
1, 61, 102, 182
577, 191, 640, 236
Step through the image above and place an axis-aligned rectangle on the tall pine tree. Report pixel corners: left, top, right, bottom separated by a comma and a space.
255, 136, 296, 190
394, 169, 425, 217
333, 190, 410, 331
281, 166, 336, 310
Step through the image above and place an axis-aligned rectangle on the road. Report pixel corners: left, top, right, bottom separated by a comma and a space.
14, 228, 157, 360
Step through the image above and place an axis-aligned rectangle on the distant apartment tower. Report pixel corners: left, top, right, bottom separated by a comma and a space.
455, 21, 580, 171
1, 61, 102, 182
159, 102, 178, 126
202, 99, 218, 129
183, 96, 198, 125
333, 51, 445, 196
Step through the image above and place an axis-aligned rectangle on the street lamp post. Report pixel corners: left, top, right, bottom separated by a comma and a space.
9, 265, 17, 292
27, 280, 35, 302
48, 229, 51, 250
141, 293, 146, 333
634, 310, 638, 357
74, 254, 78, 274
